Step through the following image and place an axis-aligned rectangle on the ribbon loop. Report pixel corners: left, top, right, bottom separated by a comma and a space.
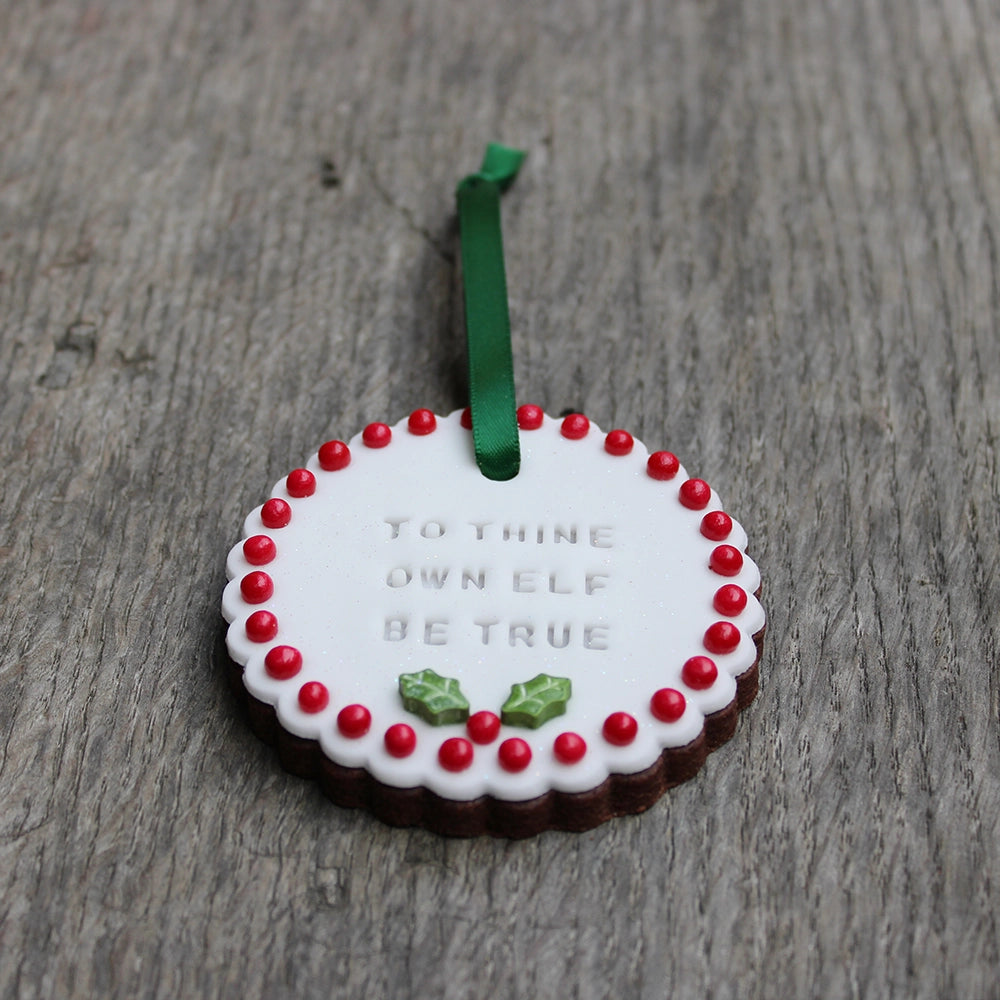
456, 143, 526, 481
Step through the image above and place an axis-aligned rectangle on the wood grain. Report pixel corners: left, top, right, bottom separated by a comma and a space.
1, 0, 998, 996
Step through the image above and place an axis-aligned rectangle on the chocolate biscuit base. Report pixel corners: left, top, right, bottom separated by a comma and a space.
226, 626, 764, 839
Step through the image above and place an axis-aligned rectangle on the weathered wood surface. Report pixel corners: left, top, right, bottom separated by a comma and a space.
1, 0, 998, 996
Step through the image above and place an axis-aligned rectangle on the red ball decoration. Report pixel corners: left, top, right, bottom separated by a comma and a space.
516, 404, 544, 430
337, 704, 372, 738
650, 688, 686, 723
710, 544, 744, 576
553, 732, 587, 764
261, 498, 291, 528
240, 571, 273, 604
679, 478, 712, 510
317, 440, 350, 471
298, 681, 329, 713
362, 422, 391, 448
243, 535, 276, 565
460, 407, 473, 429
560, 413, 590, 439
384, 723, 416, 758
245, 610, 278, 643
498, 738, 532, 772
704, 621, 741, 655
264, 645, 302, 680
646, 451, 680, 480
466, 711, 501, 745
286, 468, 316, 497
602, 712, 638, 746
408, 408, 437, 435
713, 584, 748, 616
438, 737, 474, 772
604, 429, 634, 456
700, 510, 733, 541
681, 655, 718, 689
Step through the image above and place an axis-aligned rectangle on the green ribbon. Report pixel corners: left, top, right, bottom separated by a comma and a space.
456, 143, 526, 481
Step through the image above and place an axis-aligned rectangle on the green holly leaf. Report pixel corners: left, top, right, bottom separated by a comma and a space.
398, 669, 470, 726
500, 673, 572, 729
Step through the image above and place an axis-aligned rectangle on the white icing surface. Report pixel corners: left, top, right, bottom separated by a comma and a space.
222, 410, 764, 801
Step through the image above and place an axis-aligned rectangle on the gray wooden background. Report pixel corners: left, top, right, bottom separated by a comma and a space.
2, 0, 998, 996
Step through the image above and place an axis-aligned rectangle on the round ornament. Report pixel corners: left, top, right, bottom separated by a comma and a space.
222, 407, 765, 836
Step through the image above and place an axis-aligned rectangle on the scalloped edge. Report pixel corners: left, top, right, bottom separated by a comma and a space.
225, 625, 765, 838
